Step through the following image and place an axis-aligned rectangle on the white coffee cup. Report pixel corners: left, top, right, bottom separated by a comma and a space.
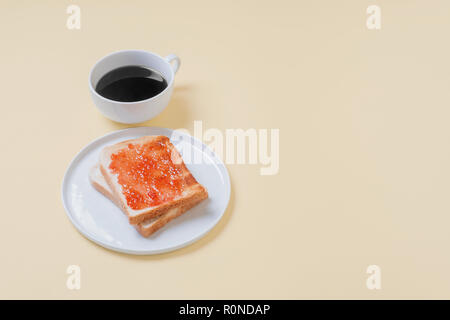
89, 50, 180, 124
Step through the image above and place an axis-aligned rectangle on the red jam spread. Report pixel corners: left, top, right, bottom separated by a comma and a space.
109, 138, 185, 210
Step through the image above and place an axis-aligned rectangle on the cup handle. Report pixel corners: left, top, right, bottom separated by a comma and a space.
165, 54, 180, 74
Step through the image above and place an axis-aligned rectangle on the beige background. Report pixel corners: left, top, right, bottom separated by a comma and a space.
1, 0, 450, 299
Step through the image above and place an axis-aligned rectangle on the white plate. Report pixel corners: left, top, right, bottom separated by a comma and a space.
61, 127, 230, 255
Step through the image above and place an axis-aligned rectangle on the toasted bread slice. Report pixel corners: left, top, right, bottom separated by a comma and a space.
90, 165, 206, 237
99, 135, 208, 225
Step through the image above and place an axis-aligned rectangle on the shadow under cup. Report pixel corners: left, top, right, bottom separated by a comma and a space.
89, 50, 177, 124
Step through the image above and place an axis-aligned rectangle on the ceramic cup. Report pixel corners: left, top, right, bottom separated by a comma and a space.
89, 50, 180, 124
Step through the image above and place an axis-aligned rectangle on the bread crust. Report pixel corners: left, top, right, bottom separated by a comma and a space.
90, 164, 207, 237
135, 189, 207, 237
91, 135, 208, 236
99, 135, 207, 225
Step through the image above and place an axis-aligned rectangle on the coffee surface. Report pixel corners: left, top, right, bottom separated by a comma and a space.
96, 65, 168, 102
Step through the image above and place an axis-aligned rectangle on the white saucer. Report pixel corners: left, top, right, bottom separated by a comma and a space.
61, 127, 230, 255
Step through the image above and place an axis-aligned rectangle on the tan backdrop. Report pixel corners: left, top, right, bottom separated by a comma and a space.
1, 0, 450, 299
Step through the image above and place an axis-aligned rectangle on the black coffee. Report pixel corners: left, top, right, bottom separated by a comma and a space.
95, 65, 168, 102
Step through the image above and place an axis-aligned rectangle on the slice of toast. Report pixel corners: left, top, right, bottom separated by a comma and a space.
90, 165, 206, 237
99, 135, 208, 225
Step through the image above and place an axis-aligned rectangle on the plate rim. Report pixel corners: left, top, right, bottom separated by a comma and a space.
61, 126, 231, 255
